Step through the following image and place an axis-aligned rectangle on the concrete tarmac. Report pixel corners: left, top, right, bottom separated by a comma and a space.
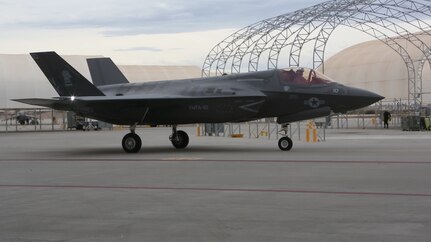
0, 127, 431, 241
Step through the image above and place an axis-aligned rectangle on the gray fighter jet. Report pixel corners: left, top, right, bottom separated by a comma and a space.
14, 52, 383, 153
3, 111, 39, 125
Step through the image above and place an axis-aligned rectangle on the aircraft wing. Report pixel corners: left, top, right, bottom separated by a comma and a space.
14, 93, 267, 125
13, 92, 267, 109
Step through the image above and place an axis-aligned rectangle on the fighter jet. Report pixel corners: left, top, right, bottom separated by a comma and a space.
13, 51, 383, 153
3, 111, 39, 125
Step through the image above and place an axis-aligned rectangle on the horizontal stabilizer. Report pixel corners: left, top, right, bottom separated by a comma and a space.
12, 98, 71, 110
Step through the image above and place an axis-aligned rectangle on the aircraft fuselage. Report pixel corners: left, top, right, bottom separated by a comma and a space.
74, 69, 381, 125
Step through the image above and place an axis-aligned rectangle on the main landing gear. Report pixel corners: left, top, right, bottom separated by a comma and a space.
169, 125, 189, 149
278, 124, 293, 151
121, 124, 190, 153
122, 124, 142, 153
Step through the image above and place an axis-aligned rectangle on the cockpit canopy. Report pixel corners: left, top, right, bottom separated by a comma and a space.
278, 67, 335, 85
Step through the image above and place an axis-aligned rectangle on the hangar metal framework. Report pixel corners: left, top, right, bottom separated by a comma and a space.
202, 0, 431, 109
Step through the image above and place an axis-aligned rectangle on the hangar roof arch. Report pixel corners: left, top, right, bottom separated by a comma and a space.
202, 0, 431, 108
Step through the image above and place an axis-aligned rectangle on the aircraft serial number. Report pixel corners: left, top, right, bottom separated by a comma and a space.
188, 105, 209, 111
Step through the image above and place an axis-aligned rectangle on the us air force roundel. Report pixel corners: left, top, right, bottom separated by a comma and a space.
304, 97, 325, 108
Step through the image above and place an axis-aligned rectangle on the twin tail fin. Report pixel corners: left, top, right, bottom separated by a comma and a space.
30, 51, 105, 96
87, 57, 129, 86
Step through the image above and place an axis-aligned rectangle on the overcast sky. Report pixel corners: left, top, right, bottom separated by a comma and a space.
0, 0, 320, 34
0, 0, 373, 67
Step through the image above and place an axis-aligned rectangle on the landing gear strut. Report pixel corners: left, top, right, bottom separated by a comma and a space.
122, 124, 142, 153
278, 123, 293, 151
169, 125, 189, 149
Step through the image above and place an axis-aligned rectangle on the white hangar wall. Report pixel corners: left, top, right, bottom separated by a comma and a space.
117, 65, 202, 82
322, 34, 431, 104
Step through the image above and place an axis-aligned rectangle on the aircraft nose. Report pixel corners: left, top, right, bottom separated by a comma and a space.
347, 87, 384, 107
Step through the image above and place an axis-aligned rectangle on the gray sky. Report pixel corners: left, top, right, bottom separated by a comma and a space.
0, 0, 371, 67
0, 0, 320, 34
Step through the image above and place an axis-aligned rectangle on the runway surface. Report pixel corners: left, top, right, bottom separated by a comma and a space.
1, 127, 431, 241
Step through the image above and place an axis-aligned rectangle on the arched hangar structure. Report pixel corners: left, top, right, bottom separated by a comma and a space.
202, 0, 431, 109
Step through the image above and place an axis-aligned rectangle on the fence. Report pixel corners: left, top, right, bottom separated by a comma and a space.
0, 108, 67, 132
198, 120, 327, 142
3, 100, 427, 135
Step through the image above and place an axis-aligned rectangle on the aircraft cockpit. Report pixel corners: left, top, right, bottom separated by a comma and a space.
279, 67, 335, 85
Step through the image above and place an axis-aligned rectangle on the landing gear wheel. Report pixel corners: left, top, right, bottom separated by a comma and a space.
278, 137, 293, 151
170, 130, 189, 149
122, 133, 142, 153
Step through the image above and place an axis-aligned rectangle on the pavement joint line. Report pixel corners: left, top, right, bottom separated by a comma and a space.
0, 158, 430, 164
1, 184, 431, 197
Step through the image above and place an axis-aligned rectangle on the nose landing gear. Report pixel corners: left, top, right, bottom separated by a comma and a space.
278, 123, 293, 151
278, 136, 293, 151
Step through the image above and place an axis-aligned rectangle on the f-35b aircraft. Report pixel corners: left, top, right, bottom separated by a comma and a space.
14, 52, 383, 153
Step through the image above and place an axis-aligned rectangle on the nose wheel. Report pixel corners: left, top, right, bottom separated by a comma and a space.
278, 123, 293, 151
169, 126, 189, 149
278, 137, 293, 151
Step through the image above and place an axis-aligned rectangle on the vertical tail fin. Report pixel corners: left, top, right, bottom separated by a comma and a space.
30, 51, 105, 96
87, 57, 130, 86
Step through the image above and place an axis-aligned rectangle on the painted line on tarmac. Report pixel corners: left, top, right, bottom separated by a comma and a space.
0, 184, 431, 197
162, 157, 204, 161
0, 158, 430, 165
326, 135, 431, 140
